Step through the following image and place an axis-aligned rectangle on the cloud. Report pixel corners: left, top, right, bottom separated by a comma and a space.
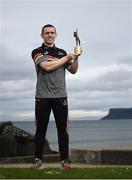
0, 44, 36, 81
0, 0, 131, 121
67, 56, 132, 92
67, 56, 132, 114
1, 49, 131, 122
0, 44, 36, 121
1, 79, 35, 101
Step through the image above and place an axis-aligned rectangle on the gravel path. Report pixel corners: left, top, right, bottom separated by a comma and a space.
0, 163, 132, 168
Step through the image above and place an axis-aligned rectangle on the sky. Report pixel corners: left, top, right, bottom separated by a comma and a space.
0, 0, 132, 122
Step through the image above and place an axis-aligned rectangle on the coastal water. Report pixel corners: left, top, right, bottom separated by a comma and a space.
13, 119, 132, 149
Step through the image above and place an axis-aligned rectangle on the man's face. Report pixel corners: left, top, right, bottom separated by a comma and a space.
41, 27, 57, 46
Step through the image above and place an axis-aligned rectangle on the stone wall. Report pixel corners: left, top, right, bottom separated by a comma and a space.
70, 148, 132, 165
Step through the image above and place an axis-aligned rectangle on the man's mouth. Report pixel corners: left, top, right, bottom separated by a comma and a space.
48, 38, 53, 40
48, 37, 53, 40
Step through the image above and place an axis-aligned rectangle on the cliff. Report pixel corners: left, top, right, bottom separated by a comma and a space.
101, 108, 132, 120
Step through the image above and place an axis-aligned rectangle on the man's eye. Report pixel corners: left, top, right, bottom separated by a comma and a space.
45, 32, 55, 35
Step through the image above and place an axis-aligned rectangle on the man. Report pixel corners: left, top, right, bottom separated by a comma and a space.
31, 24, 80, 169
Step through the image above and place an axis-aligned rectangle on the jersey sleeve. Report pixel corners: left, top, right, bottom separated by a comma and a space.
31, 48, 46, 65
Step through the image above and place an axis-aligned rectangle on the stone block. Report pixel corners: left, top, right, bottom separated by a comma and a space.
100, 150, 132, 165
70, 149, 99, 164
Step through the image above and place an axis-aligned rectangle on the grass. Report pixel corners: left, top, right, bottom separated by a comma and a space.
0, 167, 132, 179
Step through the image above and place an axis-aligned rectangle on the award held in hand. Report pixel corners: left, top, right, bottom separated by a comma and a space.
73, 29, 82, 56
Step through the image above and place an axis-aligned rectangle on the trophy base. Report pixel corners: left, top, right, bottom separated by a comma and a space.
74, 46, 82, 55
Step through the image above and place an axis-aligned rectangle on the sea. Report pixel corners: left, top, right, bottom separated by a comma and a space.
13, 119, 132, 150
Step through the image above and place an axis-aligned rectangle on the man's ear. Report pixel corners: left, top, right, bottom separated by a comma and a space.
41, 34, 43, 39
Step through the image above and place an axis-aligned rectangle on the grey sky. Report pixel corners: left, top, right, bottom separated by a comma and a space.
0, 0, 132, 121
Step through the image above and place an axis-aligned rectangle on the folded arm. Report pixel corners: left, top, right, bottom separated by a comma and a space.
39, 55, 75, 72
32, 49, 79, 73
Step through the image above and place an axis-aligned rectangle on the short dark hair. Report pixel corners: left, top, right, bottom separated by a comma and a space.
41, 24, 56, 34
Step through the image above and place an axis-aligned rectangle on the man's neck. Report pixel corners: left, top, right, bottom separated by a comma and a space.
44, 42, 54, 47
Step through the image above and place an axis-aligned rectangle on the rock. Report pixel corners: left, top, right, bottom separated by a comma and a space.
0, 121, 13, 133
0, 136, 16, 157
0, 121, 53, 157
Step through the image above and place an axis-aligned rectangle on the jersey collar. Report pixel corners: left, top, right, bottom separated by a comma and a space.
42, 43, 56, 50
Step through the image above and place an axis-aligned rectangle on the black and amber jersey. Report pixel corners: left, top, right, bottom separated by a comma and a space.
31, 43, 69, 98
32, 43, 67, 66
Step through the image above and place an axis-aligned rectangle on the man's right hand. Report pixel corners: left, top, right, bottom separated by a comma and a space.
67, 53, 78, 61
74, 47, 82, 56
